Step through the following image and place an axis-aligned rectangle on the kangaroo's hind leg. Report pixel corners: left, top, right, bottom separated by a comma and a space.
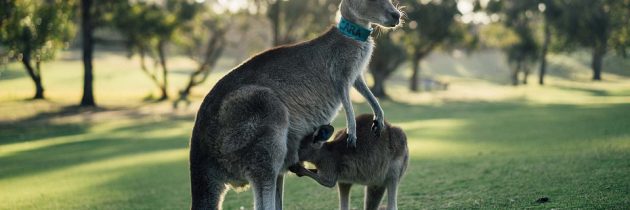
246, 138, 287, 210
190, 162, 228, 210
275, 175, 284, 210
364, 185, 386, 210
190, 136, 229, 210
338, 183, 352, 210
385, 178, 400, 210
219, 85, 290, 210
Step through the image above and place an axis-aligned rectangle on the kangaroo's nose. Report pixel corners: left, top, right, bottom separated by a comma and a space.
389, 11, 401, 26
390, 11, 401, 21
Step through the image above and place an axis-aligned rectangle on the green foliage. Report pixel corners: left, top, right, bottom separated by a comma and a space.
369, 30, 407, 98
547, 0, 629, 80
0, 0, 75, 61
264, 0, 339, 45
401, 0, 462, 57
479, 23, 519, 49
486, 0, 542, 63
607, 0, 630, 57
113, 1, 201, 57
175, 6, 229, 63
548, 0, 629, 55
111, 0, 202, 100
552, 1, 608, 49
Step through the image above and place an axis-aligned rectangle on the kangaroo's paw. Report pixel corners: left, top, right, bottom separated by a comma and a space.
346, 133, 357, 148
371, 118, 384, 138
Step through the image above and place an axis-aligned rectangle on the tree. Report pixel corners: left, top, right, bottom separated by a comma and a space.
174, 7, 232, 108
80, 0, 95, 106
114, 0, 199, 101
368, 31, 407, 99
537, 0, 561, 85
552, 0, 630, 81
257, 0, 339, 46
0, 0, 75, 99
496, 1, 541, 85
401, 0, 461, 92
78, 0, 125, 107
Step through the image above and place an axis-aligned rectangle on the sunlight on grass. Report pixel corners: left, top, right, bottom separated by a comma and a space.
407, 139, 484, 158
0, 133, 86, 158
396, 119, 492, 157
397, 118, 467, 130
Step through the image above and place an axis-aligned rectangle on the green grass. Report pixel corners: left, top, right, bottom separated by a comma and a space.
1, 51, 629, 209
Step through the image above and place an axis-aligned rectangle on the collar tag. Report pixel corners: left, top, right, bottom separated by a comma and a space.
337, 17, 373, 42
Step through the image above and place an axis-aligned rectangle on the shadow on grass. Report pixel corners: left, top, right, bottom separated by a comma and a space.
0, 116, 192, 180
0, 104, 194, 146
552, 85, 611, 96
0, 105, 99, 146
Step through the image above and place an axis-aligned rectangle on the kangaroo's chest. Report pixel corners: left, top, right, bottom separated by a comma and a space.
287, 44, 373, 133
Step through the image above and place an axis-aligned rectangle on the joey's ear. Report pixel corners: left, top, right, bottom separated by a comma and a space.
313, 124, 334, 143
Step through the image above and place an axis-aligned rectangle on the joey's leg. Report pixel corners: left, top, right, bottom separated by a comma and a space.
338, 183, 352, 210
364, 185, 386, 210
341, 86, 357, 147
354, 76, 385, 137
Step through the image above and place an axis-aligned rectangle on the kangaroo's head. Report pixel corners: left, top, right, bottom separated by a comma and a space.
340, 0, 401, 28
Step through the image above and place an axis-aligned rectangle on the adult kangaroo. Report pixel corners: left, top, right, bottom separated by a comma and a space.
189, 0, 401, 209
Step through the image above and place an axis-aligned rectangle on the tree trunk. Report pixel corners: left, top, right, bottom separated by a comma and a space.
591, 44, 606, 81
511, 61, 520, 86
34, 61, 44, 99
157, 40, 169, 101
523, 66, 529, 85
410, 51, 421, 92
21, 51, 45, 99
370, 71, 388, 99
138, 48, 163, 92
539, 20, 550, 85
80, 0, 96, 107
271, 0, 281, 46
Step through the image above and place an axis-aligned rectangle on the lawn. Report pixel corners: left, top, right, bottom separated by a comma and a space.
1, 51, 629, 209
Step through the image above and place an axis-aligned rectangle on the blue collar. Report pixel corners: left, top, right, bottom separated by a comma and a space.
337, 17, 373, 42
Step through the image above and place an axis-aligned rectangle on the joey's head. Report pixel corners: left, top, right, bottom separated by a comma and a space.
340, 0, 401, 28
298, 125, 334, 160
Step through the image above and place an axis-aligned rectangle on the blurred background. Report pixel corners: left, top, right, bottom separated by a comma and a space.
1, 0, 629, 209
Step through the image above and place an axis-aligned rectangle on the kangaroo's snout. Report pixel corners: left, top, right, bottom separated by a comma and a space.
387, 11, 401, 27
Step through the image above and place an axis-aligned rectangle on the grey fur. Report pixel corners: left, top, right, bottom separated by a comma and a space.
291, 114, 409, 210
189, 1, 401, 209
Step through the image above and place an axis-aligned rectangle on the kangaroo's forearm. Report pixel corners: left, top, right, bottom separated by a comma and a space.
354, 76, 384, 118
341, 87, 356, 134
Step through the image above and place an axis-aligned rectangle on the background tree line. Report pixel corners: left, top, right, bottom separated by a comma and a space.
1, 0, 628, 106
